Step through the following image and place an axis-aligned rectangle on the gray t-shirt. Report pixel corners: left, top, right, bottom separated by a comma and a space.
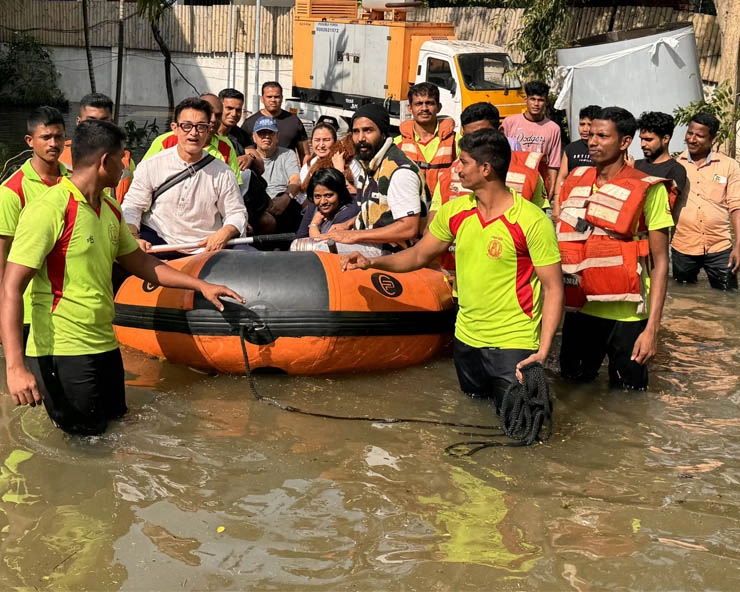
263, 147, 300, 198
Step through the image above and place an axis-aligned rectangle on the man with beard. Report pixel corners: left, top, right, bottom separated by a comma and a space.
395, 82, 456, 195
341, 129, 563, 411
633, 111, 686, 211
320, 103, 426, 257
556, 107, 673, 391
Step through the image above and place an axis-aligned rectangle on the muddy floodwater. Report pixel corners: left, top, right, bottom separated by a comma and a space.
0, 276, 739, 591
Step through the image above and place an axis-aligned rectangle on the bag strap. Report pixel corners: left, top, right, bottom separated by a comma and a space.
151, 154, 216, 205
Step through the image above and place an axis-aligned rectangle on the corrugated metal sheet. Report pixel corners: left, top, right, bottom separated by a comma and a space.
0, 1, 724, 82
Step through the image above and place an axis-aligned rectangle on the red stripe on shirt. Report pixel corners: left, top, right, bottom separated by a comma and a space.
501, 218, 534, 318
217, 139, 232, 162
5, 169, 27, 208
448, 209, 477, 237
47, 194, 79, 312
104, 198, 122, 222
162, 135, 178, 149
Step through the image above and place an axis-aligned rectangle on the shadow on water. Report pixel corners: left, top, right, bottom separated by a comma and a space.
0, 279, 739, 589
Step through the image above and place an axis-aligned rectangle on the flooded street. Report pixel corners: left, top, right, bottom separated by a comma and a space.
1, 278, 739, 590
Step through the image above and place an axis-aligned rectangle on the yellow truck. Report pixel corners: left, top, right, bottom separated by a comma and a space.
286, 0, 525, 130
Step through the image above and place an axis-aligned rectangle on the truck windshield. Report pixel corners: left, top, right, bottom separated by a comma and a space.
457, 53, 521, 92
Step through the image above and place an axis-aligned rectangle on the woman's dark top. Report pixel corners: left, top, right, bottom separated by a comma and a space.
295, 202, 361, 238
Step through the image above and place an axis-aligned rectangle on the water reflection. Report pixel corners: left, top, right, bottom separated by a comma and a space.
0, 277, 739, 590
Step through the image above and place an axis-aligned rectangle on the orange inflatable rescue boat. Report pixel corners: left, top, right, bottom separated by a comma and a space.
114, 250, 455, 374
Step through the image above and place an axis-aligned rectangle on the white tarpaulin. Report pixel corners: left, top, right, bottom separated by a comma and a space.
555, 25, 703, 157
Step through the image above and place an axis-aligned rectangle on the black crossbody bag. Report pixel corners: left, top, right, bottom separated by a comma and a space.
150, 154, 216, 205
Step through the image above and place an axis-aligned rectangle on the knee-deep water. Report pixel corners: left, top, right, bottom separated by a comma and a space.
1, 278, 739, 590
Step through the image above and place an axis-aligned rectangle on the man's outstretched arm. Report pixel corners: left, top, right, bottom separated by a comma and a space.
340, 230, 451, 273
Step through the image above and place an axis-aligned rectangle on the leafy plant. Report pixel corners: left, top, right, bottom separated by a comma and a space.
673, 80, 740, 147
123, 119, 160, 150
0, 33, 68, 107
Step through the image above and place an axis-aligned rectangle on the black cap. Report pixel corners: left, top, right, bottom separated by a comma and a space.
351, 103, 390, 136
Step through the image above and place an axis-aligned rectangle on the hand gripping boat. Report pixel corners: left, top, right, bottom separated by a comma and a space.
113, 250, 456, 374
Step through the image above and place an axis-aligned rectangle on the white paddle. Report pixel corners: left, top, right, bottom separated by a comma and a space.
146, 233, 297, 254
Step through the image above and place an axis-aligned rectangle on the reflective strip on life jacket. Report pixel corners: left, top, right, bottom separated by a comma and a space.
397, 119, 457, 194
556, 164, 664, 312
505, 151, 543, 202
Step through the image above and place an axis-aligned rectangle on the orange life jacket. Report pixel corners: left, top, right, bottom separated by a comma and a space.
60, 140, 133, 204
113, 150, 133, 203
505, 151, 543, 201
557, 165, 671, 312
397, 118, 457, 195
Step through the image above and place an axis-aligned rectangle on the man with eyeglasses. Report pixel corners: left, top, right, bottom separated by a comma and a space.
122, 97, 247, 256
141, 94, 242, 182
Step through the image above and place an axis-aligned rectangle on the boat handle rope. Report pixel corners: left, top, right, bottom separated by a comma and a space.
235, 323, 551, 456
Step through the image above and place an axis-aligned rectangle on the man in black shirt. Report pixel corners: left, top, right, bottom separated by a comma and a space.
633, 111, 687, 212
240, 81, 309, 164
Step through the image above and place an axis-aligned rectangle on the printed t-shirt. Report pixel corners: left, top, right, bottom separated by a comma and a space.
0, 158, 69, 324
580, 183, 673, 322
143, 132, 242, 182
502, 113, 562, 169
564, 139, 592, 172
8, 177, 139, 356
429, 189, 561, 350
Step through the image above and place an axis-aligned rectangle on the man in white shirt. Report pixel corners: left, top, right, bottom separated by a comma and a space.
123, 97, 247, 256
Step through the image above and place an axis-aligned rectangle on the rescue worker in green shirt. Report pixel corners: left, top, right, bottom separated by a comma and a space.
0, 106, 69, 344
1, 119, 245, 436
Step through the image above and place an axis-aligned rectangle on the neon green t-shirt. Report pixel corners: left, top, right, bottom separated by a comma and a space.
8, 177, 140, 356
142, 132, 242, 183
430, 189, 561, 349
0, 159, 69, 324
580, 183, 674, 322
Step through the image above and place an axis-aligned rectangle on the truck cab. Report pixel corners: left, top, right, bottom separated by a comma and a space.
285, 0, 525, 132
411, 40, 524, 125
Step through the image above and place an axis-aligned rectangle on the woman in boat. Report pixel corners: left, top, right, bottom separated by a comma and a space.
295, 167, 360, 239
298, 122, 360, 199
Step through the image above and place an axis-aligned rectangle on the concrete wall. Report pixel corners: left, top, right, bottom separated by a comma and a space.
52, 46, 294, 113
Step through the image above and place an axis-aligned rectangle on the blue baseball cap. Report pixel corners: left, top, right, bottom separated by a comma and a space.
253, 116, 279, 133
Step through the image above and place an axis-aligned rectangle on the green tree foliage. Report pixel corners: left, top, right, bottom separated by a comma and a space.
0, 33, 68, 108
674, 80, 740, 146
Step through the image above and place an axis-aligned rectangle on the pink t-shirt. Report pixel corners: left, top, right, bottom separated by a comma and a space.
502, 113, 562, 169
